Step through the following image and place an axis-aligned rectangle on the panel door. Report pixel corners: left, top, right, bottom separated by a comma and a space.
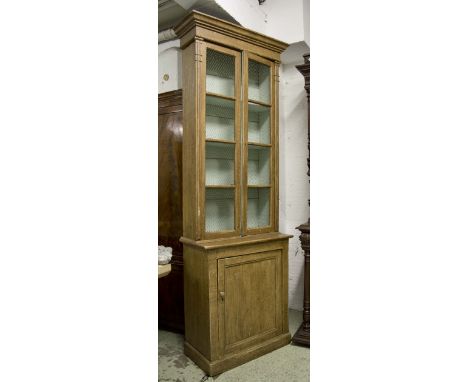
217, 250, 282, 356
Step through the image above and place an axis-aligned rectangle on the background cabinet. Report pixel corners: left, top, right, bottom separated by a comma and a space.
175, 11, 290, 375
158, 90, 184, 333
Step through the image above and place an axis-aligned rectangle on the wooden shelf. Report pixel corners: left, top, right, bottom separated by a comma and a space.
206, 92, 236, 102
206, 185, 236, 188
247, 142, 271, 148
248, 99, 271, 108
206, 138, 236, 145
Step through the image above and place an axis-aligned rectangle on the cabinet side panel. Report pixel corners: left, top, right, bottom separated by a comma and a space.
183, 246, 211, 358
281, 239, 290, 334
182, 42, 200, 240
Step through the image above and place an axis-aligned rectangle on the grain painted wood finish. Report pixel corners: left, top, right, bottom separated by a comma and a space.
180, 23, 283, 240
182, 42, 201, 240
176, 11, 290, 376
219, 250, 281, 355
174, 11, 287, 61
183, 234, 291, 374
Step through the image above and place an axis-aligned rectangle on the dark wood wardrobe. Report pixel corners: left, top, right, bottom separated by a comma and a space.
158, 89, 185, 333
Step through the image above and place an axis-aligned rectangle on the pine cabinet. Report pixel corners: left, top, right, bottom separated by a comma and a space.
175, 11, 291, 375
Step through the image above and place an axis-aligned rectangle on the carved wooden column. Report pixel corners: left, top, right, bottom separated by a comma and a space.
292, 54, 310, 347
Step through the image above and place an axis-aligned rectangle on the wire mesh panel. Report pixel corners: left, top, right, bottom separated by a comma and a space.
206, 96, 235, 141
205, 188, 235, 232
248, 60, 270, 103
248, 102, 270, 144
248, 145, 270, 185
206, 49, 235, 97
206, 141, 235, 185
247, 187, 270, 228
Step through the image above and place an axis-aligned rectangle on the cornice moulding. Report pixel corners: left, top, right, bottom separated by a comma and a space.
174, 11, 288, 55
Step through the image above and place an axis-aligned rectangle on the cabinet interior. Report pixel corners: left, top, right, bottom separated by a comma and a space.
248, 60, 270, 104
205, 188, 235, 232
206, 49, 235, 97
247, 145, 270, 186
247, 187, 270, 228
206, 96, 235, 141
205, 141, 235, 186
248, 102, 270, 144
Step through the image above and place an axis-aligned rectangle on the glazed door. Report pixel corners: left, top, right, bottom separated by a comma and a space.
217, 250, 282, 356
242, 52, 276, 235
201, 43, 242, 239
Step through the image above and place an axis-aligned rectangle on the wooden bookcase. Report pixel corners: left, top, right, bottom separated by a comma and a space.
175, 11, 291, 375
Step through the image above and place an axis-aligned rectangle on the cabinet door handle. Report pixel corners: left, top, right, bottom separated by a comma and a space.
219, 291, 225, 301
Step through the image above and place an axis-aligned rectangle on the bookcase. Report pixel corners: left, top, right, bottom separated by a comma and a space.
175, 11, 291, 375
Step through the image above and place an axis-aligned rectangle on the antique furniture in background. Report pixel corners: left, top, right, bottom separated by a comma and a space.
175, 11, 291, 376
158, 89, 185, 333
291, 54, 310, 347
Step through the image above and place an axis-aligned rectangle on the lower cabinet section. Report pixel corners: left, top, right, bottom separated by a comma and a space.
181, 232, 291, 376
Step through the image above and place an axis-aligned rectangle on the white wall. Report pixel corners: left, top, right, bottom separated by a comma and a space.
158, 40, 182, 94
216, 0, 307, 45
279, 44, 309, 310
262, 0, 304, 43
303, 0, 310, 47
214, 0, 267, 34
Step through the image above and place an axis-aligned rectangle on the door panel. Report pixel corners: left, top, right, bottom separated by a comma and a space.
241, 52, 275, 236
217, 250, 282, 355
202, 43, 242, 240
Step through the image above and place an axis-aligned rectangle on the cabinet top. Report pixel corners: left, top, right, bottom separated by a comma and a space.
174, 11, 288, 61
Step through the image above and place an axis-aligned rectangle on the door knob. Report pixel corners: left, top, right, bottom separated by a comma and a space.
220, 291, 225, 301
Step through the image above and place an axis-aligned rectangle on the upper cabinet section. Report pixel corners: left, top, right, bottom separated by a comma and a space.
176, 12, 288, 241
